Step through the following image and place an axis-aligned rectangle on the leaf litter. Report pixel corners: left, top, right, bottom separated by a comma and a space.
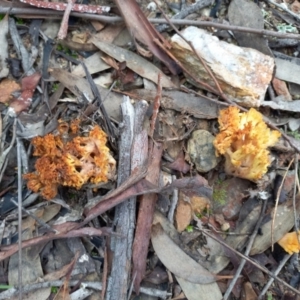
1, 0, 300, 299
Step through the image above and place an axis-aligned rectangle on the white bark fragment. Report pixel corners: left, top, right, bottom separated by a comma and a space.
171, 26, 275, 107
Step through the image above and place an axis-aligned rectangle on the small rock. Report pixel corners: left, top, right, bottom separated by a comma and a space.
221, 222, 230, 232
170, 26, 274, 107
272, 77, 292, 101
187, 130, 218, 172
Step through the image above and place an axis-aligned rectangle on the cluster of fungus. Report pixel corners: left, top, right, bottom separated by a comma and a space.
23, 120, 116, 200
213, 107, 281, 181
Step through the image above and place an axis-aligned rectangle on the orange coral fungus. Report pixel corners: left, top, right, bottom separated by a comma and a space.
278, 231, 300, 254
23, 120, 115, 199
213, 107, 281, 181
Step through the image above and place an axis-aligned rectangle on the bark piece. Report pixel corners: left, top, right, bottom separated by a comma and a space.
132, 141, 163, 293
106, 99, 148, 300
129, 89, 227, 119
112, 0, 179, 75
170, 26, 274, 107
106, 96, 135, 300
91, 39, 176, 88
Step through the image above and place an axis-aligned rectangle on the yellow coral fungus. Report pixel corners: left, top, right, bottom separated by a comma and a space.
278, 231, 300, 254
23, 121, 116, 200
213, 107, 281, 181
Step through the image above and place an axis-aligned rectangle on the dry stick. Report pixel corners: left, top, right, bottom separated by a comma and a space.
18, 0, 110, 14
293, 154, 300, 244
167, 175, 178, 222
271, 158, 295, 251
107, 96, 135, 300
106, 99, 149, 300
223, 199, 268, 300
0, 280, 170, 300
9, 198, 56, 233
16, 137, 23, 300
149, 73, 162, 139
57, 0, 75, 40
258, 253, 291, 299
153, 0, 231, 104
101, 246, 108, 300
265, 0, 300, 23
202, 230, 300, 297
132, 81, 162, 293
137, 8, 219, 96
155, 0, 213, 32
132, 142, 163, 293
2, 2, 300, 40
2, 4, 300, 40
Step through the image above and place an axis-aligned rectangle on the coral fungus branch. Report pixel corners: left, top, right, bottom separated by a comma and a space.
23, 121, 115, 199
213, 107, 281, 181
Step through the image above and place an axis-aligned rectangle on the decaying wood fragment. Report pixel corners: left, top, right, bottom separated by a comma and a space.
18, 0, 110, 14
106, 98, 148, 299
57, 0, 75, 40
132, 78, 163, 293
132, 141, 163, 293
106, 96, 135, 300
112, 0, 179, 75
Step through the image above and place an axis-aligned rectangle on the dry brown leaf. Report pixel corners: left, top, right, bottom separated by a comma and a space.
71, 31, 89, 44
0, 79, 20, 104
176, 277, 222, 300
101, 54, 119, 70
167, 151, 190, 173
113, 0, 178, 74
272, 77, 292, 101
190, 196, 210, 214
241, 282, 258, 300
175, 198, 192, 232
9, 72, 41, 116
91, 40, 176, 88
151, 223, 218, 284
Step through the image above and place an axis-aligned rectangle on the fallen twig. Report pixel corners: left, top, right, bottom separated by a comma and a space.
156, 0, 213, 32
292, 154, 300, 242
153, 0, 232, 105
265, 0, 300, 23
271, 158, 295, 251
16, 137, 23, 300
106, 97, 139, 299
0, 280, 170, 300
0, 224, 108, 262
202, 230, 300, 297
113, 0, 179, 74
1, 3, 300, 39
223, 198, 268, 299
258, 253, 291, 299
132, 141, 163, 293
57, 0, 75, 40
9, 198, 55, 233
18, 0, 110, 14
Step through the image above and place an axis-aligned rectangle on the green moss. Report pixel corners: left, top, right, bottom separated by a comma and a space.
51, 83, 59, 93
56, 44, 78, 59
15, 17, 24, 25
288, 130, 300, 140
186, 225, 194, 233
213, 179, 228, 205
